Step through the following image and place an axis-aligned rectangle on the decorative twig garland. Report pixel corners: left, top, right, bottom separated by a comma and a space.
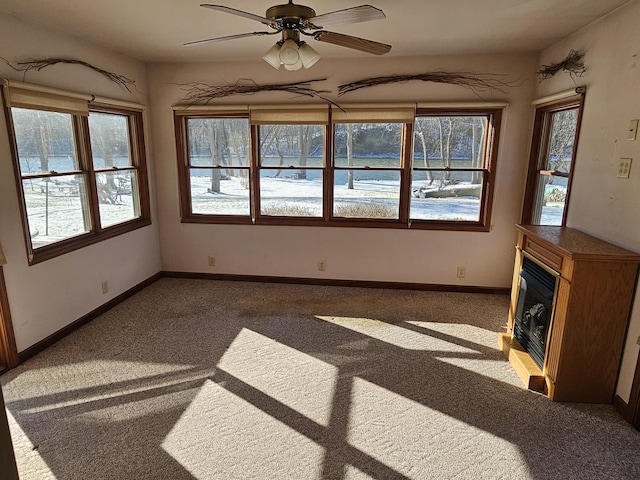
175, 78, 341, 108
338, 72, 514, 96
537, 50, 586, 82
1, 57, 138, 92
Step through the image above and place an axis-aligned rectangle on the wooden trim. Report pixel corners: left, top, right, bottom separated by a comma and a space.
482, 109, 502, 229
498, 333, 545, 392
161, 271, 510, 295
250, 123, 260, 221
16, 272, 161, 364
628, 342, 640, 427
324, 121, 333, 221
614, 394, 632, 422
0, 267, 18, 369
399, 122, 413, 224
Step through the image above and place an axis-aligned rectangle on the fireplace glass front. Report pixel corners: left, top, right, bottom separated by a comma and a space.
513, 255, 559, 369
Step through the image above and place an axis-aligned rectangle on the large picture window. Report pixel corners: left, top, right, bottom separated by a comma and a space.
175, 104, 502, 231
522, 94, 584, 226
3, 82, 151, 264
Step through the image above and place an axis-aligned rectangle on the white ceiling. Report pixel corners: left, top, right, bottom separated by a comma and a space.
0, 0, 631, 63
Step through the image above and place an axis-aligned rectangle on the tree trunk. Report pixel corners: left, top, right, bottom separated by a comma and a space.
416, 129, 434, 184
209, 124, 222, 193
471, 119, 481, 184
297, 125, 309, 180
347, 123, 354, 189
36, 112, 50, 172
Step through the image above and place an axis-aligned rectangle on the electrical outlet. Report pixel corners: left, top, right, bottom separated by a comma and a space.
317, 260, 326, 271
101, 281, 109, 294
617, 158, 632, 179
208, 256, 216, 267
456, 266, 466, 278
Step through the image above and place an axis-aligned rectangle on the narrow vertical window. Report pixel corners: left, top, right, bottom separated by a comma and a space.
522, 96, 584, 226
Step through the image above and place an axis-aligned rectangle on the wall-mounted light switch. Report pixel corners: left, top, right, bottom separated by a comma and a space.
628, 119, 639, 141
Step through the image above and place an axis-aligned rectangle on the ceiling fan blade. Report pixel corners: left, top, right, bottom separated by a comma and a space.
201, 4, 277, 27
184, 31, 274, 46
313, 31, 391, 55
308, 5, 385, 29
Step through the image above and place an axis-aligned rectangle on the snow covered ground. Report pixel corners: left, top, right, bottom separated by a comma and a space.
190, 174, 483, 220
22, 173, 563, 248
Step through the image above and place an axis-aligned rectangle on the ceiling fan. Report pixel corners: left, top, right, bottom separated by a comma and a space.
184, 2, 392, 71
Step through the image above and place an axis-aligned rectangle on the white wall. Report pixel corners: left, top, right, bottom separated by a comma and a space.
537, 0, 640, 402
148, 53, 537, 287
0, 13, 161, 352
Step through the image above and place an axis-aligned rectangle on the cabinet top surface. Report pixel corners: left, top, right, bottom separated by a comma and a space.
516, 225, 640, 261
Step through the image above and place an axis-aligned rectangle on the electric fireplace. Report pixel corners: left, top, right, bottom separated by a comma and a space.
513, 254, 559, 369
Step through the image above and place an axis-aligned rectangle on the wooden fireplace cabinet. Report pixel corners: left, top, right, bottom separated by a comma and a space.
499, 225, 640, 403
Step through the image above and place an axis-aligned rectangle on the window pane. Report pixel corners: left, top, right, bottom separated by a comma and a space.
260, 169, 322, 217
259, 124, 324, 167
190, 168, 250, 215
333, 170, 400, 219
12, 108, 79, 174
89, 112, 132, 168
334, 123, 402, 167
534, 174, 568, 226
188, 118, 250, 167
96, 170, 139, 227
410, 170, 482, 221
413, 116, 488, 169
22, 174, 90, 247
544, 108, 578, 173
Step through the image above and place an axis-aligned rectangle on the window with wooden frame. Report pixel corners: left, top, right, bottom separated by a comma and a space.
331, 107, 414, 224
174, 104, 503, 231
252, 107, 328, 221
180, 113, 251, 220
521, 93, 584, 226
412, 109, 502, 228
3, 81, 151, 264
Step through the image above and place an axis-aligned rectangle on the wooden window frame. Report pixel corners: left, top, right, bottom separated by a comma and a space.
4, 101, 151, 265
175, 113, 254, 225
174, 106, 503, 232
521, 96, 585, 226
410, 108, 502, 232
254, 123, 329, 226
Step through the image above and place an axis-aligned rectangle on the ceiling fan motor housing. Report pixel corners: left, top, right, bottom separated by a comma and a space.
266, 2, 316, 24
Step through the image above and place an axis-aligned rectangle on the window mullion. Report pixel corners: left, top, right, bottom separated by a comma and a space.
77, 115, 99, 235
325, 123, 334, 221
250, 124, 260, 223
399, 122, 413, 225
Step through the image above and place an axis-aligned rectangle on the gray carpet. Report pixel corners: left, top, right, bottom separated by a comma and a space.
2, 278, 640, 479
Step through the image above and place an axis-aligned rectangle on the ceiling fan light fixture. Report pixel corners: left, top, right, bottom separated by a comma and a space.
284, 57, 304, 71
262, 43, 283, 69
298, 42, 320, 68
279, 38, 300, 65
